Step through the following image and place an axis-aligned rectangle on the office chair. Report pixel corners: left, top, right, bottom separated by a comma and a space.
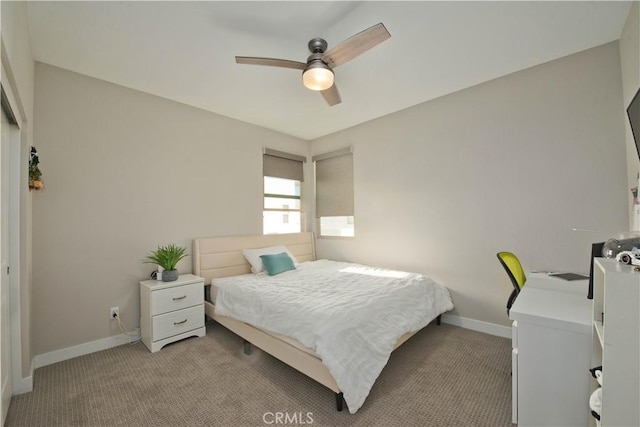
497, 252, 526, 314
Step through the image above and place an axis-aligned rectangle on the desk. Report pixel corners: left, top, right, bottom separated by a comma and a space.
526, 273, 589, 295
510, 275, 592, 427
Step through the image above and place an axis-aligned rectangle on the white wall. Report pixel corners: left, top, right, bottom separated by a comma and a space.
1, 0, 35, 382
32, 63, 310, 355
311, 42, 628, 327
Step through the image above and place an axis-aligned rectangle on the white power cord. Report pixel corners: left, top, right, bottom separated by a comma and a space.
114, 312, 141, 345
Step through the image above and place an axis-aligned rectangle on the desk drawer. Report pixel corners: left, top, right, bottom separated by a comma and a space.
151, 282, 202, 315
512, 320, 518, 348
153, 304, 204, 341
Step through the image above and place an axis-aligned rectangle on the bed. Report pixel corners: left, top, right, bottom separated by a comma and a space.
193, 232, 453, 414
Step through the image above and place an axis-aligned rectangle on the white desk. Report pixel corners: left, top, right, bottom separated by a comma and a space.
510, 274, 592, 427
526, 273, 589, 295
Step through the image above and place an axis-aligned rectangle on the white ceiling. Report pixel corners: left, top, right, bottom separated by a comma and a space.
26, 1, 632, 140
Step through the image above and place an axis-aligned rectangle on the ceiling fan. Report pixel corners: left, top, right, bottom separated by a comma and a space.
236, 23, 391, 106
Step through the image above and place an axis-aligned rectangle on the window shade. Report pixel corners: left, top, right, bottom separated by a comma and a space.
263, 148, 305, 182
314, 149, 353, 217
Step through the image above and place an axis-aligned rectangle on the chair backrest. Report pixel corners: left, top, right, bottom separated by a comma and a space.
497, 251, 526, 314
497, 251, 526, 291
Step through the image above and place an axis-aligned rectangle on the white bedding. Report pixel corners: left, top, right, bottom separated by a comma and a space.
213, 259, 453, 414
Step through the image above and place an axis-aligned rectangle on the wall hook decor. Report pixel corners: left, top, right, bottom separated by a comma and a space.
29, 146, 44, 190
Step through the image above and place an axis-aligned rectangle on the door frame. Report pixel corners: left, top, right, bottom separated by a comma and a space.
1, 60, 27, 402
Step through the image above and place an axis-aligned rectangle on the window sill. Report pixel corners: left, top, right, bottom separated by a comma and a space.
317, 235, 355, 240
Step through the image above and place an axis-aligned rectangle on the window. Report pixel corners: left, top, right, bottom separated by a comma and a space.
263, 149, 305, 234
313, 147, 354, 237
263, 176, 301, 234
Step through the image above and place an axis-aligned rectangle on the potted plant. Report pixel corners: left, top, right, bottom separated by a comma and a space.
143, 244, 187, 282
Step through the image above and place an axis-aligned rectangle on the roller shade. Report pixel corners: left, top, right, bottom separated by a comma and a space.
263, 148, 305, 182
314, 148, 353, 217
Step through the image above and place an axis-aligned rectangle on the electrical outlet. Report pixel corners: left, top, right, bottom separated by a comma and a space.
110, 306, 119, 320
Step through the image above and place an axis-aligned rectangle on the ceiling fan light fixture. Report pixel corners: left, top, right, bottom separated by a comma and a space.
302, 62, 334, 91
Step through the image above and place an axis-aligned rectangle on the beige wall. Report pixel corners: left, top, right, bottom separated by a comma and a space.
1, 1, 35, 380
311, 42, 628, 327
620, 2, 640, 226
32, 64, 309, 355
29, 14, 638, 353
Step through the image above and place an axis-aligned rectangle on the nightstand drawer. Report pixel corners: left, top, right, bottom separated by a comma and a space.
151, 282, 202, 315
152, 304, 204, 341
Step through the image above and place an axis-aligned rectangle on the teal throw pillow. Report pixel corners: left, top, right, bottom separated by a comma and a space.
260, 252, 295, 276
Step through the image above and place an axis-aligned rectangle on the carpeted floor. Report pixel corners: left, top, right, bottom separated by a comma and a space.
6, 321, 512, 427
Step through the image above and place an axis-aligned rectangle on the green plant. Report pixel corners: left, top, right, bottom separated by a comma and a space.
143, 244, 187, 271
29, 163, 42, 181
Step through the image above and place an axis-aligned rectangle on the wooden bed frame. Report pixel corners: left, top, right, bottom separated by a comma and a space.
192, 232, 440, 412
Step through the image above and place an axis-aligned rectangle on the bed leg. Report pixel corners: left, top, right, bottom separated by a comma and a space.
335, 392, 344, 412
243, 340, 252, 355
436, 314, 442, 325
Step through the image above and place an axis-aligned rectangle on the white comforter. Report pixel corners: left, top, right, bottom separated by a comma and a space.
213, 259, 453, 413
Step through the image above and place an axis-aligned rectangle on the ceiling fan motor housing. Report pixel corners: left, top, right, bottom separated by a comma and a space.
308, 38, 328, 54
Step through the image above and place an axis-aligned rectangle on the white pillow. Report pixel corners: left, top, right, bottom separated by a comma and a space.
242, 245, 299, 274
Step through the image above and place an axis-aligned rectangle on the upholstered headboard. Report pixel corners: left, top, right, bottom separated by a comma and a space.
193, 232, 316, 284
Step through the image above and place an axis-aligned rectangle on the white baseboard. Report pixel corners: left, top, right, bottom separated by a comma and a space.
441, 314, 511, 338
30, 317, 508, 370
11, 360, 34, 395
34, 333, 136, 369
2, 374, 10, 422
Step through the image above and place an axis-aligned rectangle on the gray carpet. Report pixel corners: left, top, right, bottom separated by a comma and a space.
6, 321, 512, 427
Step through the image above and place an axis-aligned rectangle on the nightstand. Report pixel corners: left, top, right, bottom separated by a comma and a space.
140, 274, 206, 352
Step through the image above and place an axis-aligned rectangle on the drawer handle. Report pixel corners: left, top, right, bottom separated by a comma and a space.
172, 295, 187, 301
174, 319, 188, 326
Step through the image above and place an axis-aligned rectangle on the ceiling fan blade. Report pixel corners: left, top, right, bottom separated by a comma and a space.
322, 23, 391, 68
321, 84, 341, 106
235, 57, 306, 70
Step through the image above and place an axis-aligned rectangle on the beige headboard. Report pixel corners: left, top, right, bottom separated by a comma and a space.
193, 232, 316, 284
